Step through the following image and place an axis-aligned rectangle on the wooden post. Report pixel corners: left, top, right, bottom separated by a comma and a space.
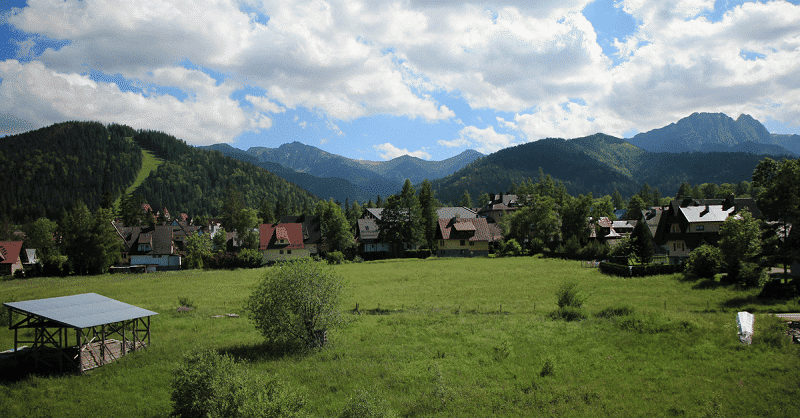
101, 324, 106, 366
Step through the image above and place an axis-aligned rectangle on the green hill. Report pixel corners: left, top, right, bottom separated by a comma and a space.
0, 122, 142, 222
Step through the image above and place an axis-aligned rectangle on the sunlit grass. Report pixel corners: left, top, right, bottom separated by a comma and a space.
1, 257, 798, 417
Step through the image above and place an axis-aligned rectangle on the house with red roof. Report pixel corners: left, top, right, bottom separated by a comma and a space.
0, 241, 25, 275
259, 223, 310, 262
435, 217, 492, 257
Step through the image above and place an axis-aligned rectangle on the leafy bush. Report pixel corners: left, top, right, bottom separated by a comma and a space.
555, 280, 587, 309
246, 259, 345, 349
685, 245, 722, 279
339, 388, 396, 418
326, 251, 345, 265
739, 262, 768, 288
547, 306, 587, 321
616, 312, 697, 334
236, 248, 264, 268
171, 350, 305, 418
529, 238, 545, 255
178, 297, 195, 308
499, 239, 522, 257
580, 240, 610, 261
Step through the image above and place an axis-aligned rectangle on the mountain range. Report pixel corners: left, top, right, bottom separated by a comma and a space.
202, 142, 484, 202
2, 112, 798, 223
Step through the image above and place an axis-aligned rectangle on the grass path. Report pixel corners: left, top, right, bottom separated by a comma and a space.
112, 146, 164, 211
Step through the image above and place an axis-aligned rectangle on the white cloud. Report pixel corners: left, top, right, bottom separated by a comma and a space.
4, 0, 800, 147
246, 95, 285, 114
455, 125, 516, 154
373, 143, 431, 160
0, 60, 255, 145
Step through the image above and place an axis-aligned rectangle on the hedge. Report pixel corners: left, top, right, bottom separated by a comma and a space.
600, 262, 683, 277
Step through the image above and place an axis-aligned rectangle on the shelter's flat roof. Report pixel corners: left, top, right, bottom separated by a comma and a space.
4, 293, 158, 329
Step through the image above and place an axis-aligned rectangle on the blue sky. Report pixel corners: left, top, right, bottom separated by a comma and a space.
1, 0, 799, 161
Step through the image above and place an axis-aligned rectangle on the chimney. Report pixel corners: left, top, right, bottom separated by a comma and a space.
701, 204, 710, 216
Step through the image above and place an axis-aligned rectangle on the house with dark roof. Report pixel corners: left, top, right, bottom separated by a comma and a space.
436, 217, 492, 257
259, 223, 309, 262
355, 218, 392, 254
436, 207, 478, 219
0, 241, 25, 275
129, 225, 182, 270
588, 217, 637, 247
649, 195, 759, 264
281, 215, 324, 256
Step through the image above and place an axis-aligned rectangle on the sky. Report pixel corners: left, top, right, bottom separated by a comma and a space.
1, 0, 799, 161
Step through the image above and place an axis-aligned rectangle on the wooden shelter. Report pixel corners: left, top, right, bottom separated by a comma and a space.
3, 293, 157, 373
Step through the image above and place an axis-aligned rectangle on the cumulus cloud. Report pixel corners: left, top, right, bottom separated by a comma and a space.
0, 60, 254, 145
453, 125, 516, 154
373, 143, 431, 160
3, 0, 800, 149
604, 0, 800, 132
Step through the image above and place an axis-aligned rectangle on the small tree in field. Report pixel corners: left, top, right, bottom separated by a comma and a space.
246, 259, 345, 349
685, 244, 722, 279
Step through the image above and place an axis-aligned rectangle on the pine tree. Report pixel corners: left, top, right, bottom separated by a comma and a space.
418, 180, 439, 250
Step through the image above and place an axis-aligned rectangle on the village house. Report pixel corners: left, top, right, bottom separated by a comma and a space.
650, 195, 760, 265
115, 224, 183, 271
0, 241, 25, 275
259, 223, 310, 262
477, 193, 518, 223
281, 215, 325, 257
436, 217, 492, 257
588, 217, 637, 247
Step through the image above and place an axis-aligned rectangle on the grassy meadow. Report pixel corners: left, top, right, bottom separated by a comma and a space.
1, 256, 798, 417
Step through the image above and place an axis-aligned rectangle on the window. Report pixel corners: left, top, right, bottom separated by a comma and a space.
287, 250, 292, 255
695, 225, 704, 231
469, 241, 474, 246
279, 250, 284, 254
365, 226, 369, 230
460, 240, 466, 246
671, 224, 679, 233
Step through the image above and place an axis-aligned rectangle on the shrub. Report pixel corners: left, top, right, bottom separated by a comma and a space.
246, 259, 345, 349
548, 306, 587, 321
326, 251, 345, 265
178, 297, 195, 309
555, 280, 587, 309
236, 248, 264, 268
339, 388, 396, 418
404, 249, 431, 259
580, 240, 610, 261
685, 245, 722, 279
529, 238, 545, 255
171, 350, 305, 418
499, 239, 522, 257
739, 262, 768, 288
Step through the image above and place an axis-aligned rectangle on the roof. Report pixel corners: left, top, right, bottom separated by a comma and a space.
281, 215, 322, 244
3, 293, 158, 329
356, 218, 380, 241
436, 207, 478, 219
0, 241, 23, 264
679, 205, 734, 223
364, 208, 384, 221
438, 218, 491, 242
487, 223, 503, 242
259, 223, 305, 250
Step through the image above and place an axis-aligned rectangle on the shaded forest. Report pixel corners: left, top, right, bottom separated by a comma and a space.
0, 122, 142, 222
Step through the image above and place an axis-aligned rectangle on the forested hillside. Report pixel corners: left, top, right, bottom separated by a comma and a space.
134, 131, 319, 218
431, 133, 773, 204
0, 122, 142, 222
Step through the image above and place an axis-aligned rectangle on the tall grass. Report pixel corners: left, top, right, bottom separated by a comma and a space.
1, 257, 798, 417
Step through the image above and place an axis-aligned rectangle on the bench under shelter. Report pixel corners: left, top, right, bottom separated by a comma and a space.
3, 293, 157, 373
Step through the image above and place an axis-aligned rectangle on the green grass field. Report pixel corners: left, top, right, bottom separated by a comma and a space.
1, 257, 798, 417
